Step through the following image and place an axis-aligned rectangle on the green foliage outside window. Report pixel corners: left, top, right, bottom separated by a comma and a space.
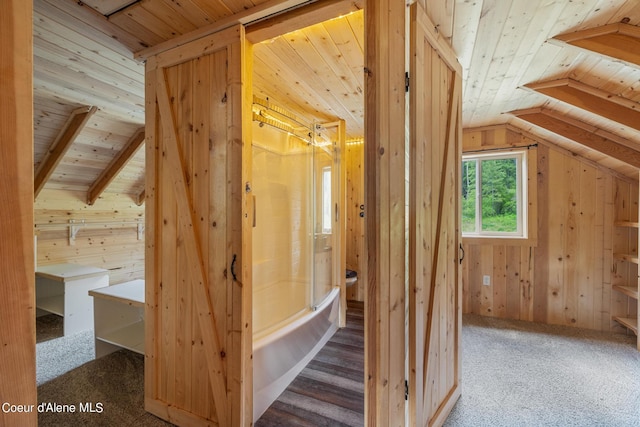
462, 155, 520, 235
461, 160, 477, 232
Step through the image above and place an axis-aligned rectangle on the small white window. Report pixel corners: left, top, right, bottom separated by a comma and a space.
321, 167, 332, 234
462, 150, 527, 238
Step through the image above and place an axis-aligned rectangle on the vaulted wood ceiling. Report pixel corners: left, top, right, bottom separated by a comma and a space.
32, 0, 640, 204
453, 0, 640, 179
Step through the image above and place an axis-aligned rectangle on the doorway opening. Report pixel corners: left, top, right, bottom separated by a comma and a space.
249, 9, 366, 423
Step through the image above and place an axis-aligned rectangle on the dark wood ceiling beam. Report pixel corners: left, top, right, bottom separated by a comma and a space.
511, 108, 640, 169
525, 78, 640, 131
34, 105, 97, 199
550, 23, 640, 67
87, 127, 145, 205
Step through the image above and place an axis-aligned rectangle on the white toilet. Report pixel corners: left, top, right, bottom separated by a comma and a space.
346, 269, 357, 287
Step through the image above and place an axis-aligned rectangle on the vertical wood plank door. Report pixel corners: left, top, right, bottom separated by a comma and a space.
408, 3, 463, 426
144, 24, 253, 426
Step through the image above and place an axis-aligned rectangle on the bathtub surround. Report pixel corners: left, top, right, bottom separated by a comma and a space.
253, 289, 340, 421
251, 111, 346, 420
251, 124, 314, 335
251, 119, 339, 325
255, 301, 364, 426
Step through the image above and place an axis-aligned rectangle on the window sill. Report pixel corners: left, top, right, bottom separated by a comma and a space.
462, 236, 537, 247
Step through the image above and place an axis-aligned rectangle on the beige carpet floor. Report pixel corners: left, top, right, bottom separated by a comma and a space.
35, 312, 640, 426
445, 314, 640, 426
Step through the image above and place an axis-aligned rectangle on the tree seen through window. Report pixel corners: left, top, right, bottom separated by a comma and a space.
462, 152, 525, 236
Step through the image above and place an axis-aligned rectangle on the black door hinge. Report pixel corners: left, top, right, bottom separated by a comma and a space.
405, 379, 409, 400
405, 72, 410, 93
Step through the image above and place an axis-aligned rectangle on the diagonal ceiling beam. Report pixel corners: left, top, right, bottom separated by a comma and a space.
86, 127, 145, 205
549, 22, 640, 67
511, 107, 640, 169
524, 78, 640, 132
34, 105, 97, 199
136, 189, 145, 206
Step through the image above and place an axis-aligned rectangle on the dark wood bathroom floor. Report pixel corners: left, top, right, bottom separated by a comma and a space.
255, 301, 365, 427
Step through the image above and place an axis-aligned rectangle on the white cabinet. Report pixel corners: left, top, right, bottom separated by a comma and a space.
35, 263, 109, 336
89, 279, 144, 358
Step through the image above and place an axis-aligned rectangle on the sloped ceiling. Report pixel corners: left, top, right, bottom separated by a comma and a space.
32, 0, 640, 204
33, 0, 146, 202
453, 0, 640, 179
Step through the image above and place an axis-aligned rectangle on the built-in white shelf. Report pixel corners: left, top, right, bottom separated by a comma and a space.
89, 279, 145, 358
35, 295, 64, 317
36, 263, 109, 336
96, 321, 145, 355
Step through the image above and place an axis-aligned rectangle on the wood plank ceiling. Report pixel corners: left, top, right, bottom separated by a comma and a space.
32, 0, 640, 204
453, 0, 640, 179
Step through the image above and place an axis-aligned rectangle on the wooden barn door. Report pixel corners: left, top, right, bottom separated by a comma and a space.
144, 24, 253, 426
408, 3, 462, 426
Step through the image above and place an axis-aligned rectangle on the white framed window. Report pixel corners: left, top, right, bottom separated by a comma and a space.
321, 166, 332, 234
462, 150, 527, 238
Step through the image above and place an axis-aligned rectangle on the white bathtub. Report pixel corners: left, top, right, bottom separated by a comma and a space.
252, 287, 340, 422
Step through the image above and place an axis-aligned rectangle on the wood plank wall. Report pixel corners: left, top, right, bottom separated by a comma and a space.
34, 188, 145, 285
365, 0, 407, 424
0, 1, 37, 425
462, 126, 639, 333
345, 141, 365, 302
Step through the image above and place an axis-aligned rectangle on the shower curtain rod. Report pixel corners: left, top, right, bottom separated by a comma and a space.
252, 96, 336, 147
253, 96, 309, 129
252, 111, 312, 143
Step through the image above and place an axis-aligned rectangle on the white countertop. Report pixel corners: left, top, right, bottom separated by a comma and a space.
36, 263, 109, 281
89, 279, 145, 306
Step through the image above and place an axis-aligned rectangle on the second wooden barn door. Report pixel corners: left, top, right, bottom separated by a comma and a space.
408, 3, 462, 426
144, 25, 253, 426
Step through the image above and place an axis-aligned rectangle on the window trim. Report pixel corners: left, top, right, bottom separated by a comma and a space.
462, 149, 528, 239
